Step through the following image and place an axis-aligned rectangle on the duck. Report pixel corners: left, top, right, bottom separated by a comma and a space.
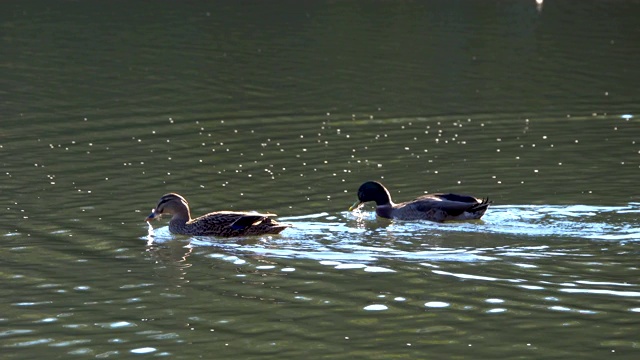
145, 193, 291, 237
349, 181, 491, 222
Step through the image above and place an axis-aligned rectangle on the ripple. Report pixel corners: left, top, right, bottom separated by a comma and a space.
364, 266, 395, 273
95, 321, 136, 329
13, 301, 53, 307
424, 301, 450, 308
143, 203, 640, 273
335, 263, 367, 270
50, 339, 92, 347
131, 347, 156, 354
0, 329, 34, 337
432, 270, 500, 282
519, 285, 545, 290
575, 280, 634, 287
35, 317, 58, 323
6, 338, 54, 347
559, 288, 640, 297
487, 308, 507, 313
485, 204, 640, 241
485, 298, 505, 304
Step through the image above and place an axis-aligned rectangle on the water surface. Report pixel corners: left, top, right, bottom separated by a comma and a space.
2, 1, 639, 359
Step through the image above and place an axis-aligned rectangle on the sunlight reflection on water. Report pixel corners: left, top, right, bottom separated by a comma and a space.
143, 203, 640, 266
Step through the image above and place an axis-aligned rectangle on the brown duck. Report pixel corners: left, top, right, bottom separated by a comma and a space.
145, 193, 291, 237
349, 181, 491, 222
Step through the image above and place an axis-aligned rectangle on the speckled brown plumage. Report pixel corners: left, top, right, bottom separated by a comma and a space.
349, 181, 491, 222
145, 193, 291, 237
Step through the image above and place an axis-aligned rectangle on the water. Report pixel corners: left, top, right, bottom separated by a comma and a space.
2, 0, 640, 358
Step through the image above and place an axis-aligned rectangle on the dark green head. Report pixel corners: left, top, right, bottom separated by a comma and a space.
349, 181, 392, 211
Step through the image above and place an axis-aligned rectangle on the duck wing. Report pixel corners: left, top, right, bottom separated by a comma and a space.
188, 211, 286, 237
430, 193, 482, 204
388, 193, 491, 222
229, 213, 277, 230
411, 194, 490, 216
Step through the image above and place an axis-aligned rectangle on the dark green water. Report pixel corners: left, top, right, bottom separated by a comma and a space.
2, 1, 639, 359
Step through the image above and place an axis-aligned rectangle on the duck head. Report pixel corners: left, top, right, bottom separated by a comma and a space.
145, 193, 191, 222
349, 181, 393, 211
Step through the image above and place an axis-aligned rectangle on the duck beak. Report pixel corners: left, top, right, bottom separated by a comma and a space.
145, 209, 157, 222
349, 200, 364, 211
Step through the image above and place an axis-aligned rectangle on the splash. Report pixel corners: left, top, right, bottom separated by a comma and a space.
142, 204, 639, 265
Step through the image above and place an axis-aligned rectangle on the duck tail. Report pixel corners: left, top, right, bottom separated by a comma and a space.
472, 198, 492, 213
267, 224, 293, 234
232, 215, 293, 234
